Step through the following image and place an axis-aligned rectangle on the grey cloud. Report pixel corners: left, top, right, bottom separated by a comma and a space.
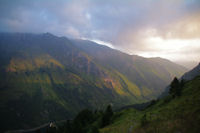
0, 0, 199, 62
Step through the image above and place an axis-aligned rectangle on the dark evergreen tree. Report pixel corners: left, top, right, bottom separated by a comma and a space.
72, 122, 84, 133
73, 109, 94, 126
71, 109, 95, 133
180, 79, 185, 88
169, 77, 181, 97
36, 129, 41, 133
141, 113, 148, 126
88, 125, 99, 133
101, 105, 113, 127
64, 120, 72, 133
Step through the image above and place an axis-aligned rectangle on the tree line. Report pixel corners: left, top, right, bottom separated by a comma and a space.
35, 105, 113, 133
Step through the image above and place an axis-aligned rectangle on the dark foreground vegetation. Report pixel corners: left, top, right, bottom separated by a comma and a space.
32, 105, 113, 133
27, 74, 199, 133
31, 75, 200, 133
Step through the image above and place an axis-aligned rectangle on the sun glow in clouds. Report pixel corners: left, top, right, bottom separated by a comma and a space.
146, 37, 200, 51
138, 37, 200, 62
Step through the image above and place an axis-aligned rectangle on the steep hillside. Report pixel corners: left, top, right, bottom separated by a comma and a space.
0, 33, 187, 132
0, 33, 140, 131
100, 72, 200, 133
43, 70, 200, 133
72, 39, 187, 97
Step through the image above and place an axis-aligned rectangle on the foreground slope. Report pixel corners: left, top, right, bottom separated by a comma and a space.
100, 69, 200, 133
0, 33, 187, 131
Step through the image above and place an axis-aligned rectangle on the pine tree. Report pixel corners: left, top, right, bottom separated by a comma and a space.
101, 105, 113, 127
169, 77, 181, 97
141, 113, 148, 126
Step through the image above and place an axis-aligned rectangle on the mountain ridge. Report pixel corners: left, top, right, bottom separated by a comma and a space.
0, 32, 187, 132
72, 39, 187, 94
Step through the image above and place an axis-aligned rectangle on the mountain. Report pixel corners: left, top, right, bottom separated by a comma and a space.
0, 33, 187, 132
72, 39, 187, 97
43, 66, 200, 133
101, 75, 200, 133
158, 62, 200, 98
181, 63, 200, 81
99, 64, 200, 133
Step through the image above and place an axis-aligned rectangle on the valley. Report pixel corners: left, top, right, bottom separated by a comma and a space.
38, 63, 200, 133
0, 33, 187, 132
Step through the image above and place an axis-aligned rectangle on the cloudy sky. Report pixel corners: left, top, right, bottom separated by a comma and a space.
0, 0, 200, 68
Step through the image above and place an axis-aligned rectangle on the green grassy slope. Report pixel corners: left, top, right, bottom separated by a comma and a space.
100, 76, 200, 133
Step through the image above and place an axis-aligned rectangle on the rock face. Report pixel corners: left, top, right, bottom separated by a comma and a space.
0, 33, 187, 132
